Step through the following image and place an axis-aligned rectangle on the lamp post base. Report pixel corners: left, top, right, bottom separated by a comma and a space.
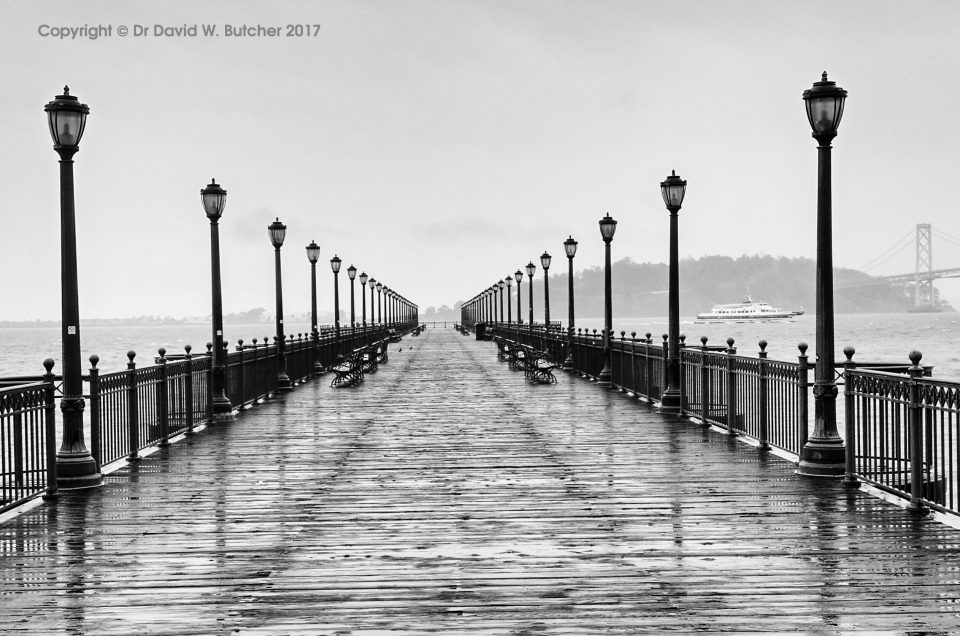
212, 397, 236, 422
597, 363, 612, 388
313, 361, 325, 376
55, 452, 102, 490
797, 438, 845, 477
277, 373, 293, 392
562, 353, 574, 370
658, 389, 683, 416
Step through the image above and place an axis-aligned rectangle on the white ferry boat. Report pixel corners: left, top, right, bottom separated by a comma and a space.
695, 297, 798, 323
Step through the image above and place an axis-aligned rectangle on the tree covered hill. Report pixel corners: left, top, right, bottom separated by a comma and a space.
521, 254, 948, 319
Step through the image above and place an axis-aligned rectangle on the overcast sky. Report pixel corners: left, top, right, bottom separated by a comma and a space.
2, 0, 959, 320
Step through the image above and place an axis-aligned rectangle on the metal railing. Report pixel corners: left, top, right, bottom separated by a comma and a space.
0, 322, 413, 514
486, 322, 959, 518
0, 363, 56, 514
845, 356, 959, 516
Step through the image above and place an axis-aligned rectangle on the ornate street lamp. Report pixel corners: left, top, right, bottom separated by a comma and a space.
660, 170, 687, 414
505, 276, 513, 324
525, 261, 536, 326
541, 252, 552, 328
203, 179, 235, 415
376, 282, 383, 325
306, 240, 323, 375
45, 86, 101, 490
369, 278, 377, 327
347, 264, 357, 328
598, 213, 618, 387
268, 218, 292, 392
563, 236, 578, 370
330, 255, 342, 354
359, 271, 369, 327
799, 72, 848, 477
514, 270, 523, 324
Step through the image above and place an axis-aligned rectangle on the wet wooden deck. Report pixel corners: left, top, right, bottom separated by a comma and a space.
1, 327, 959, 634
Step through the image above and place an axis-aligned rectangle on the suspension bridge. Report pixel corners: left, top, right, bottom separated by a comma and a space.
836, 223, 960, 310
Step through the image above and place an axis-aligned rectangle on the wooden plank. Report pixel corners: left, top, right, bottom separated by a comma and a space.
1, 327, 960, 633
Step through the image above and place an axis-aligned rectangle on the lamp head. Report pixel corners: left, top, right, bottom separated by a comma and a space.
599, 213, 617, 242
44, 86, 89, 156
660, 170, 687, 212
330, 254, 342, 274
267, 218, 287, 248
803, 71, 847, 143
305, 240, 320, 263
563, 236, 578, 258
201, 178, 227, 220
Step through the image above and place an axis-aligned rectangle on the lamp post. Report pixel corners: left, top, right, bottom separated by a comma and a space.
597, 213, 618, 387
359, 272, 369, 328
369, 278, 377, 327
541, 252, 552, 328
268, 218, 292, 392
660, 170, 687, 414
376, 282, 383, 325
505, 277, 513, 324
347, 265, 357, 328
514, 270, 523, 324
306, 240, 323, 375
201, 179, 235, 418
799, 72, 848, 477
563, 236, 578, 370
330, 255, 342, 355
498, 280, 506, 324
45, 86, 101, 489
525, 262, 536, 326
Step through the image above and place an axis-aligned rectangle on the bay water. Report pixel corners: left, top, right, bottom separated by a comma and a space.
2, 312, 958, 380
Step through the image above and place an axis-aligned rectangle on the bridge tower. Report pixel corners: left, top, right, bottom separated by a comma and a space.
914, 222, 936, 310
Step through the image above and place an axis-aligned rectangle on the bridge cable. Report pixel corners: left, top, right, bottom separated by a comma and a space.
858, 228, 915, 273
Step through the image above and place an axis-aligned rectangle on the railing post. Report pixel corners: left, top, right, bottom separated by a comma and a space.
678, 334, 687, 415
798, 342, 810, 453
700, 336, 710, 426
206, 342, 215, 418
236, 339, 246, 408
725, 338, 737, 436
42, 358, 58, 500
907, 350, 929, 515
758, 340, 769, 451
184, 345, 195, 435
127, 351, 141, 462
661, 333, 669, 403
88, 355, 101, 467
157, 348, 170, 447
618, 331, 626, 392
842, 346, 858, 486
630, 332, 638, 396
644, 333, 653, 401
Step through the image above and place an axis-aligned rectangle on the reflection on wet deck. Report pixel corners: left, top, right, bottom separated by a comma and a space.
2, 327, 959, 633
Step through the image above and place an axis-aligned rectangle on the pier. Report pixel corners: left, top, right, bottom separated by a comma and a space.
2, 326, 959, 633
